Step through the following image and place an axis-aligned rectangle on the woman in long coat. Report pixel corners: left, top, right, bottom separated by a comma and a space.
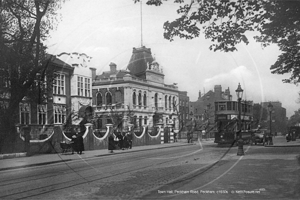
108, 134, 115, 153
76, 134, 84, 154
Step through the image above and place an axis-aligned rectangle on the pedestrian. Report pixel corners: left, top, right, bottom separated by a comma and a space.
123, 132, 129, 149
71, 134, 77, 154
76, 133, 84, 155
190, 132, 193, 143
117, 132, 124, 150
174, 132, 177, 142
127, 132, 133, 149
286, 133, 291, 142
108, 134, 115, 153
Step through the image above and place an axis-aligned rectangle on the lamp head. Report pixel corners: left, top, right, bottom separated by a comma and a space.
235, 83, 243, 100
268, 102, 273, 112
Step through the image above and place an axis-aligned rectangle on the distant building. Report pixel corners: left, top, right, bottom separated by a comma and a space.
189, 85, 232, 138
261, 101, 287, 134
178, 91, 190, 137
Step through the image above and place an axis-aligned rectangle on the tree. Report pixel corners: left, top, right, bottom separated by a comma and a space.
135, 0, 300, 84
0, 0, 65, 152
287, 109, 300, 127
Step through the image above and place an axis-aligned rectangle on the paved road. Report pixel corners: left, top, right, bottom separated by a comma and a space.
141, 136, 300, 200
1, 136, 299, 200
0, 141, 228, 200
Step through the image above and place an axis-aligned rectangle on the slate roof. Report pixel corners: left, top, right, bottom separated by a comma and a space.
46, 54, 73, 70
127, 46, 154, 78
95, 69, 131, 81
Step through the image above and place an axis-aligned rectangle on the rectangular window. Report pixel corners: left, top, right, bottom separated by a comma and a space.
53, 73, 65, 95
78, 76, 91, 97
53, 105, 66, 124
37, 104, 47, 125
227, 102, 232, 110
20, 103, 30, 125
78, 76, 83, 96
233, 102, 237, 111
85, 78, 90, 97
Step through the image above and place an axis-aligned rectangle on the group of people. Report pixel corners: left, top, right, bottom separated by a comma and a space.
70, 133, 84, 154
108, 132, 133, 153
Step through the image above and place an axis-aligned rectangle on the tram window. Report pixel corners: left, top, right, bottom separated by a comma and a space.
219, 105, 225, 110
233, 102, 237, 110
227, 102, 232, 110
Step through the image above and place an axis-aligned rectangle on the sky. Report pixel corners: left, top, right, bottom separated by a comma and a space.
45, 0, 300, 117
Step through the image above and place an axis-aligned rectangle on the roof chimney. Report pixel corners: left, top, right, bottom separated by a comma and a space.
109, 62, 117, 73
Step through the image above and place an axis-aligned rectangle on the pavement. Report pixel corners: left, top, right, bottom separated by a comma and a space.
265, 135, 300, 147
0, 140, 198, 171
0, 136, 299, 172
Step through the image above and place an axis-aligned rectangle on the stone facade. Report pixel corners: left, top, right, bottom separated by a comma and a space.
92, 46, 179, 133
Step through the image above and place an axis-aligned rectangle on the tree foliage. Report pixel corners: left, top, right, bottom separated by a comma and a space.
287, 109, 300, 127
0, 0, 65, 152
135, 0, 300, 84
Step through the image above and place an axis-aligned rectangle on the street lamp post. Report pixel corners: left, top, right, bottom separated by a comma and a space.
205, 103, 211, 140
236, 83, 244, 156
267, 102, 274, 145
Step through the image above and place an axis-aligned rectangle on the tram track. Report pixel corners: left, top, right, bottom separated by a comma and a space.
0, 145, 196, 187
0, 145, 208, 199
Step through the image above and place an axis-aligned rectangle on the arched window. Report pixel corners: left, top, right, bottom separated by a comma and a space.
133, 92, 136, 105
154, 93, 158, 109
165, 95, 168, 110
139, 116, 142, 127
115, 90, 122, 103
138, 93, 142, 107
173, 96, 176, 111
133, 116, 137, 127
143, 93, 147, 107
106, 92, 112, 105
96, 93, 102, 106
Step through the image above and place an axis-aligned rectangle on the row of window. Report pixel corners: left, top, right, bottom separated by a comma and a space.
96, 91, 119, 106
94, 115, 175, 129
19, 103, 66, 125
215, 102, 252, 113
93, 116, 149, 129
135, 92, 177, 110
95, 90, 178, 111
53, 73, 91, 97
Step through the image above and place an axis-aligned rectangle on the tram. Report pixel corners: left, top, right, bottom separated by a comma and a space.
214, 100, 253, 145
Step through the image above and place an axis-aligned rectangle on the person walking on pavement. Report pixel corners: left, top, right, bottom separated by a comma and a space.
71, 134, 77, 154
122, 132, 129, 149
127, 132, 133, 149
117, 132, 124, 150
76, 133, 84, 155
108, 134, 115, 153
